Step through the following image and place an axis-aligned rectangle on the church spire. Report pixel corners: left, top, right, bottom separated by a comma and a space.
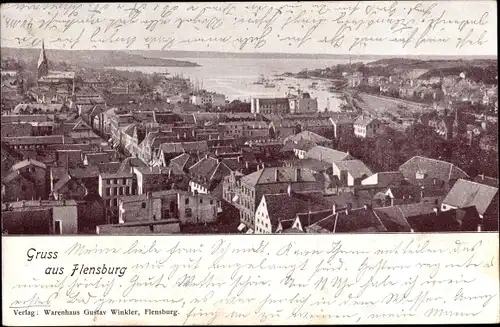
37, 39, 49, 79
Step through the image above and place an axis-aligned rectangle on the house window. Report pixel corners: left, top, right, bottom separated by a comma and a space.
54, 220, 62, 235
106, 189, 111, 196
142, 202, 146, 209
113, 198, 118, 206
210, 200, 213, 205
200, 199, 203, 204
185, 198, 189, 205
122, 178, 127, 184
185, 208, 192, 217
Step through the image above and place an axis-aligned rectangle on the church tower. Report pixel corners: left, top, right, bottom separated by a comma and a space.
37, 39, 49, 80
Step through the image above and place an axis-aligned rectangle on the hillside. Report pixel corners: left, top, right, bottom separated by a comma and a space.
128, 51, 497, 61
367, 58, 430, 68
0, 48, 200, 68
367, 58, 497, 70
418, 65, 498, 84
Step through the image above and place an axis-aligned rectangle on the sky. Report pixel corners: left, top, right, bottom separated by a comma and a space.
0, 1, 497, 56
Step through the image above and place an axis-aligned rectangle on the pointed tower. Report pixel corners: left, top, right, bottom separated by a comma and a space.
37, 40, 49, 80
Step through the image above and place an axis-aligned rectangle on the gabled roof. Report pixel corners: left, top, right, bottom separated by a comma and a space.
373, 203, 436, 232
98, 162, 122, 174
189, 156, 235, 183
308, 207, 387, 233
296, 209, 335, 229
362, 171, 405, 188
53, 174, 72, 192
85, 153, 111, 166
333, 160, 372, 179
305, 146, 352, 164
405, 206, 480, 232
2, 170, 22, 184
354, 116, 379, 127
262, 193, 314, 228
284, 130, 331, 144
72, 119, 92, 131
288, 158, 332, 173
399, 156, 469, 182
159, 141, 208, 154
442, 179, 498, 216
241, 167, 319, 186
10, 159, 46, 171
170, 153, 201, 171
69, 165, 100, 179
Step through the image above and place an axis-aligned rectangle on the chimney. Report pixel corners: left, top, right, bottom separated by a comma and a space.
287, 184, 292, 196
433, 207, 439, 215
420, 186, 425, 199
295, 168, 301, 181
332, 202, 336, 214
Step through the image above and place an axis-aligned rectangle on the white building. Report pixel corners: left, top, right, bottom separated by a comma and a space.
190, 92, 226, 107
353, 116, 383, 138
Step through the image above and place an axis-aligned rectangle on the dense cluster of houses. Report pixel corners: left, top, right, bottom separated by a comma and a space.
348, 71, 498, 113
2, 98, 497, 235
1, 44, 498, 235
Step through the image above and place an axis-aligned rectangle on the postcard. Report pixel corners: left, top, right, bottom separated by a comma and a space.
1, 1, 498, 325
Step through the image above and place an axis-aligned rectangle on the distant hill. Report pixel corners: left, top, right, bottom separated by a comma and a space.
418, 65, 498, 84
0, 47, 200, 68
367, 58, 430, 67
367, 58, 497, 70
127, 50, 497, 61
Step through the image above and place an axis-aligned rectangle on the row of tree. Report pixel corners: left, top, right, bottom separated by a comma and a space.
333, 124, 498, 178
